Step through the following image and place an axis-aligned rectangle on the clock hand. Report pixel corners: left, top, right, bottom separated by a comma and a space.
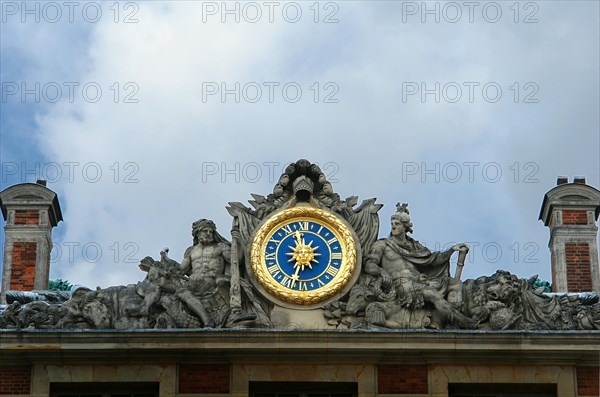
286, 229, 321, 287
293, 230, 303, 246
290, 266, 300, 288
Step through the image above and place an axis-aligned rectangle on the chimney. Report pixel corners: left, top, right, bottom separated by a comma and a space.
539, 178, 600, 293
0, 183, 62, 303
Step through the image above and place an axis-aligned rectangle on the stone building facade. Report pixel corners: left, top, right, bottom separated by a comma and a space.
1, 165, 599, 397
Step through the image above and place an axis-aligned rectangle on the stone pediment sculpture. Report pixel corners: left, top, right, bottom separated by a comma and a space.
1, 159, 599, 331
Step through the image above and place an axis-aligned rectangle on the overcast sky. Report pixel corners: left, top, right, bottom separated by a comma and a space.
1, 1, 598, 290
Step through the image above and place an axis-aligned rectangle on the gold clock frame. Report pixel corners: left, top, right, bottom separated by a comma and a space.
249, 206, 359, 306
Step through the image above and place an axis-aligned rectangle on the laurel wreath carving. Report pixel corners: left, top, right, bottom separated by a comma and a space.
250, 207, 357, 305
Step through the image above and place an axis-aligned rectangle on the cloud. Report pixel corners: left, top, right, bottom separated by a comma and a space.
1, 1, 598, 289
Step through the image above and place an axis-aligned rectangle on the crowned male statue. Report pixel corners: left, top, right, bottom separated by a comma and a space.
364, 203, 475, 328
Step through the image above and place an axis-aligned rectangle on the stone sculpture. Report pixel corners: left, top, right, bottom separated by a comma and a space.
1, 159, 599, 331
325, 203, 600, 331
361, 203, 474, 329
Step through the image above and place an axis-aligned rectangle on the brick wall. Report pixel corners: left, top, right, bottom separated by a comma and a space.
0, 365, 31, 395
378, 364, 428, 394
562, 210, 588, 225
565, 243, 592, 292
577, 366, 599, 397
14, 210, 39, 225
179, 364, 230, 394
9, 242, 37, 290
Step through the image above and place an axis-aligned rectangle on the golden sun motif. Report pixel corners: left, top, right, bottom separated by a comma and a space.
286, 231, 320, 284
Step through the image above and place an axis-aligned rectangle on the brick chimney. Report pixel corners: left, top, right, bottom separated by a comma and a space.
0, 181, 62, 303
539, 177, 600, 293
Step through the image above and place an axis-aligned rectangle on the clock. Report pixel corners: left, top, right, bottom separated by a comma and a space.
249, 206, 359, 306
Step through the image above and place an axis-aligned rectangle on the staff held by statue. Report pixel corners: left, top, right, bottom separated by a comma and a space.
229, 217, 242, 314
455, 245, 469, 280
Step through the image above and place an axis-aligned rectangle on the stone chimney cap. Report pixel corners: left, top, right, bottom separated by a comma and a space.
574, 176, 586, 184
0, 182, 63, 226
557, 176, 568, 185
36, 179, 47, 186
539, 181, 600, 225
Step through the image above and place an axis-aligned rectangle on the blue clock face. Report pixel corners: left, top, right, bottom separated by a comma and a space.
263, 219, 343, 292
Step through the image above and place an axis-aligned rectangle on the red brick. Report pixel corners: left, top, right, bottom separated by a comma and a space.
9, 242, 37, 291
0, 365, 31, 394
577, 367, 599, 396
565, 243, 592, 292
562, 210, 588, 225
378, 364, 428, 394
14, 210, 39, 225
179, 364, 230, 394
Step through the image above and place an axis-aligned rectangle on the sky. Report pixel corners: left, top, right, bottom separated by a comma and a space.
0, 0, 598, 290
